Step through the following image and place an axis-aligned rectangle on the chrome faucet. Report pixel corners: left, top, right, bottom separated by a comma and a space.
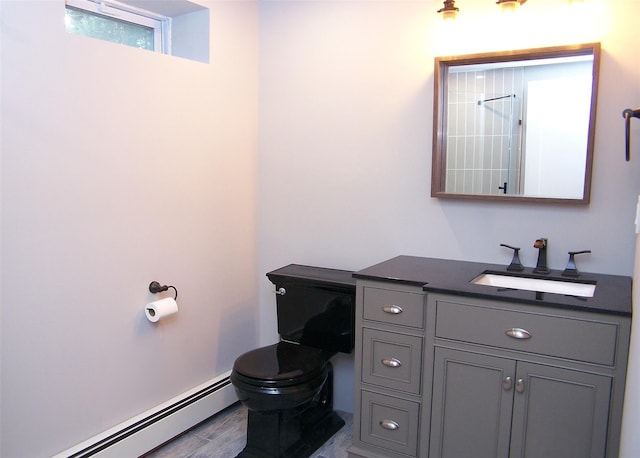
533, 238, 549, 274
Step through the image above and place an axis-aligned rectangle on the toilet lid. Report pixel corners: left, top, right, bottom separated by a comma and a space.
233, 342, 330, 386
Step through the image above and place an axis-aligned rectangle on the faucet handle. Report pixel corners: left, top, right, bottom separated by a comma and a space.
500, 244, 524, 272
562, 250, 591, 277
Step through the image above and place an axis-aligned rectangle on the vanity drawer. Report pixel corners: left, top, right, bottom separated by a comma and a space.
435, 300, 619, 366
360, 390, 420, 457
362, 328, 423, 394
363, 286, 425, 329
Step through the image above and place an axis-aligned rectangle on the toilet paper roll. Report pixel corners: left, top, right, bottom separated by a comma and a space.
145, 297, 178, 323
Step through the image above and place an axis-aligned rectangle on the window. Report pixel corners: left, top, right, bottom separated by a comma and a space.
65, 0, 169, 53
64, 0, 211, 64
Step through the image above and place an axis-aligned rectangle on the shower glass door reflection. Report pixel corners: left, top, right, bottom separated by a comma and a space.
445, 67, 524, 196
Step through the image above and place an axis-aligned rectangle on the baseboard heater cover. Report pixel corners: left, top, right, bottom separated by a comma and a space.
53, 370, 237, 458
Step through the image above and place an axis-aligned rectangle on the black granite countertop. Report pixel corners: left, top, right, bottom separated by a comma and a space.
353, 255, 632, 317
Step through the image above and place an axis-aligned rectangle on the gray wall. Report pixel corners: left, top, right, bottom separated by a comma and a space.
1, 1, 258, 456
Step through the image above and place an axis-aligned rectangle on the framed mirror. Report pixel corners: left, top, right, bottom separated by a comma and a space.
432, 43, 600, 204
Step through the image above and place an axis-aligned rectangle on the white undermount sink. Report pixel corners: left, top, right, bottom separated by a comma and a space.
471, 272, 596, 298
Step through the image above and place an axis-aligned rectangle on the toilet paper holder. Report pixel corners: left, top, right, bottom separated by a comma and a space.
149, 281, 178, 300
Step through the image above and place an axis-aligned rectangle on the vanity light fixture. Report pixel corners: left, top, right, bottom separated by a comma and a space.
437, 0, 459, 20
496, 0, 527, 12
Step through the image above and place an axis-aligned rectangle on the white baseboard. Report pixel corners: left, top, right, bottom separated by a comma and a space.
53, 370, 238, 458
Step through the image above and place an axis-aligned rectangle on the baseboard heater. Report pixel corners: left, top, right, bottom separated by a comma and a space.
53, 370, 238, 458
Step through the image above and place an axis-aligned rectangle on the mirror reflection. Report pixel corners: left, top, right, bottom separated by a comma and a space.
432, 43, 600, 203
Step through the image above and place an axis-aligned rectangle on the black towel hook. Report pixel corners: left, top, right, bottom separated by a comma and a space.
149, 281, 178, 300
623, 107, 640, 161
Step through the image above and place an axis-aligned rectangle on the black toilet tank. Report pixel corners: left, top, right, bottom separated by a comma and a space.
267, 264, 356, 354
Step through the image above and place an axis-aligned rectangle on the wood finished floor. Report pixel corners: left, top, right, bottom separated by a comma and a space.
141, 402, 353, 458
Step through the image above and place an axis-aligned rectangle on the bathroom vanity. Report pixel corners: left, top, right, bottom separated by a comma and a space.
347, 256, 631, 458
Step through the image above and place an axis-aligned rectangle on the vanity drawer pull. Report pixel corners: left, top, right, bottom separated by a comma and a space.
382, 305, 403, 314
505, 328, 532, 339
379, 419, 400, 431
381, 358, 402, 368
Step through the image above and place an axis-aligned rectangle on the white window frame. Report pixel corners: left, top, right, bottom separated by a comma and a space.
65, 0, 171, 54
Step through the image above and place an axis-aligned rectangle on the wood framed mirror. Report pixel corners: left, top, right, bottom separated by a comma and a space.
431, 43, 600, 204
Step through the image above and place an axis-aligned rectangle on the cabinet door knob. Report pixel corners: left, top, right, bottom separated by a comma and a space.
515, 378, 525, 393
382, 358, 402, 368
503, 376, 513, 391
382, 305, 403, 314
379, 419, 400, 431
505, 328, 532, 339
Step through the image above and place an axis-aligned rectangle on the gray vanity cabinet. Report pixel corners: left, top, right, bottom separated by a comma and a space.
349, 256, 631, 458
348, 280, 430, 458
428, 293, 629, 458
429, 347, 611, 458
348, 279, 630, 458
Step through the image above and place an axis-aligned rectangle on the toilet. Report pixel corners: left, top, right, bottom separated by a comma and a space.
230, 264, 356, 458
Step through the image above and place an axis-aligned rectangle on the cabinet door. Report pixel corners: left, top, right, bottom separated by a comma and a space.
509, 362, 611, 458
430, 347, 515, 458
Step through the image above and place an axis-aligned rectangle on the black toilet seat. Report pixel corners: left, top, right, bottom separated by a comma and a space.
232, 341, 331, 388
